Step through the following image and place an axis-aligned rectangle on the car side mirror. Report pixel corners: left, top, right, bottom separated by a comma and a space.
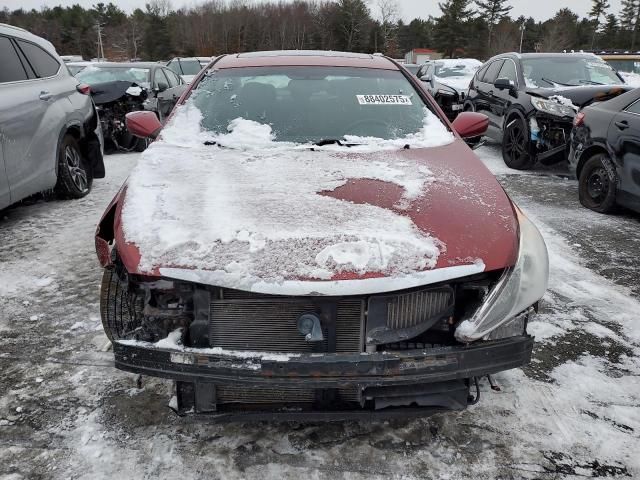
420, 74, 433, 83
494, 78, 513, 90
155, 84, 168, 93
126, 111, 162, 139
452, 112, 488, 140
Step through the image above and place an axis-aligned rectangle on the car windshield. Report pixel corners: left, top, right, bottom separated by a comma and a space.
434, 60, 481, 79
174, 59, 203, 75
522, 56, 623, 87
191, 66, 437, 143
76, 66, 151, 85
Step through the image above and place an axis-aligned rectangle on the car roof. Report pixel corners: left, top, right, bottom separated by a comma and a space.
84, 62, 160, 69
214, 50, 399, 70
0, 22, 58, 57
492, 52, 600, 61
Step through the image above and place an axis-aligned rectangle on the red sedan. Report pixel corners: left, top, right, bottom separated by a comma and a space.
96, 50, 548, 420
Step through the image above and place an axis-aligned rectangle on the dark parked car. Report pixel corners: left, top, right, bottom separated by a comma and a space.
569, 87, 640, 214
466, 53, 630, 169
96, 50, 549, 420
75, 62, 187, 151
417, 59, 482, 120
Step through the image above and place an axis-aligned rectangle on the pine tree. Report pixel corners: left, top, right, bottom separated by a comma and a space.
619, 0, 640, 49
590, 0, 611, 48
474, 0, 512, 52
601, 13, 619, 47
434, 0, 474, 58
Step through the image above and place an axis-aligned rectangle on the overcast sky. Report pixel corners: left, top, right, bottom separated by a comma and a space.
1, 0, 625, 22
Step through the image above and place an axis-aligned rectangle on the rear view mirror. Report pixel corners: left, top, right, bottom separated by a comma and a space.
451, 112, 488, 139
126, 111, 162, 139
494, 78, 513, 90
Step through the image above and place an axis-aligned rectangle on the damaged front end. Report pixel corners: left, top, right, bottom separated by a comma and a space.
102, 262, 535, 421
526, 87, 630, 164
99, 204, 547, 421
527, 96, 577, 164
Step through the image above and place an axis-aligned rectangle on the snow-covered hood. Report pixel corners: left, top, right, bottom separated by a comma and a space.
527, 84, 630, 108
110, 107, 518, 295
435, 76, 473, 95
113, 144, 517, 294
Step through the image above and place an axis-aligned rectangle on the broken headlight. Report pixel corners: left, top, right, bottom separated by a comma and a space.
531, 97, 575, 118
455, 208, 548, 342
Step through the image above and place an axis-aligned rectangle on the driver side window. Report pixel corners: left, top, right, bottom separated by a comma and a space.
498, 60, 518, 85
154, 69, 170, 91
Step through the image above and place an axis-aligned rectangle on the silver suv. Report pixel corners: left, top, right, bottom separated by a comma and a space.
0, 23, 104, 210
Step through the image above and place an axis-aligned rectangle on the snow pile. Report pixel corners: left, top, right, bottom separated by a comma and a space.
620, 71, 640, 87
122, 103, 451, 288
549, 95, 579, 112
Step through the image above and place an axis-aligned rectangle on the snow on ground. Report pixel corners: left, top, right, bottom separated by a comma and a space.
1, 146, 639, 479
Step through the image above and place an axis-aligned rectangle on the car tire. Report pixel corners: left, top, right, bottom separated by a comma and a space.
54, 133, 93, 198
578, 154, 618, 213
100, 267, 142, 341
502, 115, 533, 170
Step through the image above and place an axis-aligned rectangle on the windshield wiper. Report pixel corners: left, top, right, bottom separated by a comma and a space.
312, 139, 361, 147
579, 79, 604, 85
541, 77, 578, 87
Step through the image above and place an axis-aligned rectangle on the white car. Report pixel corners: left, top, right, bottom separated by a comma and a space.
0, 23, 104, 210
166, 56, 212, 83
417, 58, 483, 120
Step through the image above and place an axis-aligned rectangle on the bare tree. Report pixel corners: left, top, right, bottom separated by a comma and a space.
377, 0, 399, 53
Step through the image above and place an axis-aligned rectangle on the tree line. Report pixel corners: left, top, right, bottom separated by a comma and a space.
1, 0, 639, 62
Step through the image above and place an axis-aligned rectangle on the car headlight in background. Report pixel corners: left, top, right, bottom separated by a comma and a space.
531, 97, 575, 118
437, 89, 456, 97
455, 207, 549, 342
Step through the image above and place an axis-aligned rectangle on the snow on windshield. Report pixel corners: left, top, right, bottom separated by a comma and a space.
434, 59, 482, 91
121, 103, 453, 289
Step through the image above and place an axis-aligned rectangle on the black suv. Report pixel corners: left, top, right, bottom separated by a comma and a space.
466, 53, 629, 169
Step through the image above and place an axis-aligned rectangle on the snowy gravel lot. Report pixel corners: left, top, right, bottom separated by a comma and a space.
1, 143, 639, 479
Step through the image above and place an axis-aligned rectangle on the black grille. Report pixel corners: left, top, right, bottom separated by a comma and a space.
209, 295, 364, 353
216, 386, 361, 405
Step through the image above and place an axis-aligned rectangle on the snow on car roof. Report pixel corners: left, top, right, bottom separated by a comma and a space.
121, 103, 455, 292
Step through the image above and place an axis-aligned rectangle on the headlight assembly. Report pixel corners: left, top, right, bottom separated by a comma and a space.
531, 97, 575, 118
437, 89, 456, 96
455, 208, 549, 342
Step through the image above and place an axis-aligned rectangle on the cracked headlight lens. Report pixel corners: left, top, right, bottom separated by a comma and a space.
531, 97, 575, 117
455, 207, 549, 342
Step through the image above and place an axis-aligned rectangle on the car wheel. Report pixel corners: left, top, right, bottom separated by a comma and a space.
578, 154, 617, 213
502, 116, 533, 170
54, 134, 93, 198
463, 101, 474, 112
100, 267, 143, 341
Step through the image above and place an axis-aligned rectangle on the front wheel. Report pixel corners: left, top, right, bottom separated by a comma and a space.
578, 154, 618, 213
502, 116, 533, 170
55, 134, 92, 198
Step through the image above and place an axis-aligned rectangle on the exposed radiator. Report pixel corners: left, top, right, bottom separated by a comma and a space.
209, 296, 364, 353
386, 288, 453, 330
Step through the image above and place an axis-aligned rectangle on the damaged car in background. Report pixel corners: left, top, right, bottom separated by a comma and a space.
96, 50, 549, 421
466, 52, 630, 169
418, 58, 482, 120
75, 62, 187, 151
